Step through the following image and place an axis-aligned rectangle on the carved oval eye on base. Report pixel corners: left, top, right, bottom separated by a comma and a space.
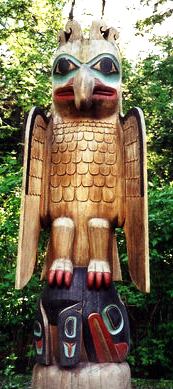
101, 304, 124, 335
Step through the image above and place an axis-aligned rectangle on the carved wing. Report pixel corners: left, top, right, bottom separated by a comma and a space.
15, 107, 49, 289
121, 107, 150, 293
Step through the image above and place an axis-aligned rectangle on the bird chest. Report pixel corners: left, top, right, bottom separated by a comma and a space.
48, 118, 125, 226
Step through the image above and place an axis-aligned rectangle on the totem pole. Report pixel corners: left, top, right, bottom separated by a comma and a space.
16, 21, 149, 388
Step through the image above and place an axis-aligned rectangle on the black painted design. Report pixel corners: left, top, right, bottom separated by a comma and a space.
34, 267, 130, 366
58, 303, 82, 366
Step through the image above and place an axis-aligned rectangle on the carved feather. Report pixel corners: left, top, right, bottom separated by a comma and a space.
16, 108, 49, 289
50, 121, 117, 204
121, 107, 150, 293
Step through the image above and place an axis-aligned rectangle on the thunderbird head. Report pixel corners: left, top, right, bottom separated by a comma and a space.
52, 21, 122, 117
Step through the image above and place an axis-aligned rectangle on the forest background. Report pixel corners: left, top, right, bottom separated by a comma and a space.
0, 0, 172, 387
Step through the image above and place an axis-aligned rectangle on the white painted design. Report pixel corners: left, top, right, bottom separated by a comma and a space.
64, 316, 77, 339
64, 342, 76, 358
50, 258, 73, 273
102, 304, 124, 335
88, 218, 109, 229
88, 259, 111, 273
52, 217, 74, 228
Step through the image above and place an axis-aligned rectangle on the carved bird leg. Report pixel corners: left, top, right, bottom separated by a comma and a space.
48, 217, 74, 287
87, 218, 111, 289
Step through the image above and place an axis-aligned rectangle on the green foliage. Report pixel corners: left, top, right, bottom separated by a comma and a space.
117, 185, 173, 378
132, 378, 173, 388
136, 0, 173, 33
0, 150, 50, 374
0, 0, 64, 375
122, 40, 173, 184
0, 354, 31, 389
0, 0, 65, 159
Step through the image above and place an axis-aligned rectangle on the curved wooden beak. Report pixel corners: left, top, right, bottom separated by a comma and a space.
73, 65, 95, 110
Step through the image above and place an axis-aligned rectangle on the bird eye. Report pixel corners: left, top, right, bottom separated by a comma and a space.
92, 57, 119, 74
54, 58, 78, 75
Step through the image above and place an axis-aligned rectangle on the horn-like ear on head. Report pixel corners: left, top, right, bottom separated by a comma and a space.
101, 26, 119, 42
90, 21, 119, 43
58, 20, 82, 46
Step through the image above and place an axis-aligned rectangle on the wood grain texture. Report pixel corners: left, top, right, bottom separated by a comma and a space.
16, 108, 48, 289
32, 362, 131, 389
50, 120, 118, 205
16, 107, 149, 290
122, 108, 149, 292
16, 195, 40, 289
48, 217, 74, 268
47, 116, 125, 269
17, 33, 149, 292
112, 234, 122, 281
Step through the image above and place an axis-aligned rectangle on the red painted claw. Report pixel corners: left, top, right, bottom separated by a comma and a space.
87, 272, 111, 289
95, 272, 103, 289
103, 272, 111, 287
64, 271, 72, 287
48, 270, 72, 287
87, 271, 95, 288
56, 270, 64, 286
48, 270, 56, 285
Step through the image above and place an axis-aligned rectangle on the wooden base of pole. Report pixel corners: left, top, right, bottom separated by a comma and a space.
32, 362, 131, 389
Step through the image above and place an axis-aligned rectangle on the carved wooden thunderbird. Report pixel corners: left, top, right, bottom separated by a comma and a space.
16, 20, 149, 294
16, 20, 150, 367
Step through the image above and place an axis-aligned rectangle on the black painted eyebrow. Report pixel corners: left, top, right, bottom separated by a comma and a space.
53, 54, 82, 70
87, 54, 120, 72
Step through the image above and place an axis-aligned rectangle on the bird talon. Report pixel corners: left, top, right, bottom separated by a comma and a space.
48, 259, 73, 287
87, 260, 111, 289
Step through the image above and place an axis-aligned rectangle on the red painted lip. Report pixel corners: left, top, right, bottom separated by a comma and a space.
54, 86, 74, 102
92, 85, 117, 101
54, 84, 117, 103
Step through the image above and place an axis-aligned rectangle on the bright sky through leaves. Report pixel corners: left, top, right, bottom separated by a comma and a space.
62, 0, 172, 61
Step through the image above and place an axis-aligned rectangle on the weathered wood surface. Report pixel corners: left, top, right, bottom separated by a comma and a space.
15, 108, 48, 289
32, 362, 131, 389
16, 20, 149, 293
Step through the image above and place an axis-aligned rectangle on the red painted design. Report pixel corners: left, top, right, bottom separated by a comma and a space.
87, 272, 111, 289
56, 270, 64, 285
53, 81, 75, 102
36, 339, 43, 350
48, 269, 72, 287
114, 342, 128, 362
64, 271, 73, 287
88, 313, 128, 362
95, 272, 102, 289
48, 269, 55, 284
93, 84, 117, 102
87, 271, 95, 288
54, 87, 75, 102
64, 342, 75, 358
103, 272, 111, 287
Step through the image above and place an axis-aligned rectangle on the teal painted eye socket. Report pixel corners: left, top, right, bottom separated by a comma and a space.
54, 58, 78, 76
34, 320, 42, 337
92, 57, 119, 75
